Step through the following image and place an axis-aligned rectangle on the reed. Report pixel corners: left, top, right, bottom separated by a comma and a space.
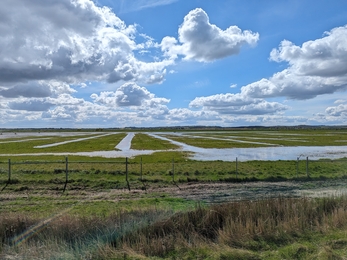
0, 208, 171, 259
2, 196, 347, 258
116, 196, 347, 258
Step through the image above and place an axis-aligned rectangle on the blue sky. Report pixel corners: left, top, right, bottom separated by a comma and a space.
0, 0, 347, 128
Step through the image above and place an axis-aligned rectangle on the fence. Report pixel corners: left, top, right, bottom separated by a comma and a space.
1, 157, 347, 192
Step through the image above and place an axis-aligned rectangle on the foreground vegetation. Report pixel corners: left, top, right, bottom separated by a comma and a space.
1, 129, 347, 258
2, 196, 347, 259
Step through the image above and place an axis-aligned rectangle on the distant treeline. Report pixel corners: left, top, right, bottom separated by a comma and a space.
1, 124, 347, 132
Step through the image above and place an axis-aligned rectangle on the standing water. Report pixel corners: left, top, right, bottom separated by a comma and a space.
115, 133, 135, 151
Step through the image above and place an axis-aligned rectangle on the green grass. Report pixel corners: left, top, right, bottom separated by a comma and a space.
186, 129, 347, 147
0, 194, 196, 217
1, 155, 347, 188
131, 133, 179, 150
69, 197, 197, 216
0, 133, 127, 154
0, 135, 88, 153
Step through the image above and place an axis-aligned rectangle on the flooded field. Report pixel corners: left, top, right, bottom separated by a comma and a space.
0, 130, 347, 161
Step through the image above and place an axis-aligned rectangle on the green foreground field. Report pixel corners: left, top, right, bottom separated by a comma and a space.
1, 153, 347, 190
1, 129, 347, 259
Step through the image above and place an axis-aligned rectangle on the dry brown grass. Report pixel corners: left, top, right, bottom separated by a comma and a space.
0, 209, 169, 259
2, 196, 347, 259
116, 196, 347, 257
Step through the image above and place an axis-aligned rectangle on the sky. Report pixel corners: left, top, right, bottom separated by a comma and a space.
1, 0, 347, 128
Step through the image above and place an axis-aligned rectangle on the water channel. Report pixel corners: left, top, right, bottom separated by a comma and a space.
148, 133, 347, 161
1, 132, 347, 161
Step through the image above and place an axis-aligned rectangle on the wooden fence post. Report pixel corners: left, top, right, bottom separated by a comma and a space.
8, 159, 11, 183
63, 157, 68, 192
236, 157, 238, 179
126, 157, 130, 191
140, 157, 147, 191
140, 157, 143, 181
65, 157, 68, 183
296, 157, 299, 178
306, 156, 309, 178
126, 157, 128, 182
172, 158, 175, 182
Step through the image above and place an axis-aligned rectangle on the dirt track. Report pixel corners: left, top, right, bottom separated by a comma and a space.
89, 179, 347, 204
2, 179, 347, 208
145, 180, 347, 203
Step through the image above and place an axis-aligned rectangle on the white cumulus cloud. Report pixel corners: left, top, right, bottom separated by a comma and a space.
91, 82, 170, 108
242, 25, 347, 100
326, 104, 347, 117
189, 93, 288, 115
0, 0, 173, 91
161, 8, 259, 62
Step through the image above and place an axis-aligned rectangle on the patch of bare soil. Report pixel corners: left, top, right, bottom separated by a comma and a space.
2, 179, 347, 206
147, 180, 347, 203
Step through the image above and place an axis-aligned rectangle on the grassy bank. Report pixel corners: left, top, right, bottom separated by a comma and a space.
116, 196, 347, 259
1, 155, 347, 192
2, 196, 347, 259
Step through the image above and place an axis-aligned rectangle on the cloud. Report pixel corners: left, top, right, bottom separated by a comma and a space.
189, 93, 288, 115
326, 104, 347, 117
334, 99, 347, 104
0, 82, 52, 98
161, 8, 259, 62
0, 0, 179, 127
42, 106, 78, 121
8, 99, 54, 111
167, 108, 219, 122
91, 82, 170, 107
0, 0, 170, 87
241, 25, 347, 100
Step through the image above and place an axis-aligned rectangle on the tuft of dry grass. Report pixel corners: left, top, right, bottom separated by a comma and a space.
0, 208, 170, 259
2, 196, 347, 259
116, 196, 347, 257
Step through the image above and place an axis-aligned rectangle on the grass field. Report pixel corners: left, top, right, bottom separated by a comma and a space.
1, 129, 347, 200
160, 129, 347, 148
131, 133, 179, 150
0, 133, 127, 153
1, 128, 347, 259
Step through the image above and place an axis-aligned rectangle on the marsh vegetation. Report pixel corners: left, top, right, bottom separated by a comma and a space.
2, 196, 347, 259
1, 128, 347, 259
